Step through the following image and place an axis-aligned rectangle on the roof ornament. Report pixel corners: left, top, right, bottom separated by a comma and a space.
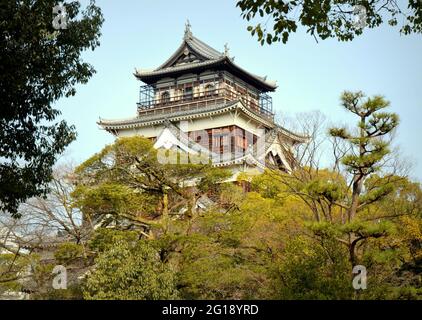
184, 19, 192, 39
223, 43, 230, 56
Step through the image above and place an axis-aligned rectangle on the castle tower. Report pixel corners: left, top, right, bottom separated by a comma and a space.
98, 24, 307, 180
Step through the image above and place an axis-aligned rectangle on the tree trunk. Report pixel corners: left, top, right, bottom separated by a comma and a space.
162, 190, 169, 233
349, 175, 363, 221
348, 116, 366, 221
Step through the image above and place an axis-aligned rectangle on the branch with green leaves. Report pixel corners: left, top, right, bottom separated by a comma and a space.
237, 0, 422, 45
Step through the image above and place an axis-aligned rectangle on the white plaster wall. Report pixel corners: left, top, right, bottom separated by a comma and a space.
115, 110, 265, 138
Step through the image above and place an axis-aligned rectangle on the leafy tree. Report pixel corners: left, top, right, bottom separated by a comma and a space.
176, 192, 301, 299
266, 92, 400, 265
0, 0, 103, 216
250, 170, 285, 198
0, 253, 30, 295
73, 136, 231, 237
87, 228, 140, 254
278, 236, 352, 299
253, 91, 422, 299
2, 89, 418, 299
83, 237, 179, 300
54, 242, 85, 265
236, 0, 422, 44
28, 256, 84, 300
357, 177, 422, 299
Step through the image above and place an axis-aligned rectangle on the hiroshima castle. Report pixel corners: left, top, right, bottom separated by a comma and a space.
98, 23, 307, 180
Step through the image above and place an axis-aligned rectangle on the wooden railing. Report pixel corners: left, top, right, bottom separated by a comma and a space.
137, 88, 274, 119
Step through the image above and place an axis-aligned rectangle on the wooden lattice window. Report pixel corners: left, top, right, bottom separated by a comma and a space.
161, 91, 170, 103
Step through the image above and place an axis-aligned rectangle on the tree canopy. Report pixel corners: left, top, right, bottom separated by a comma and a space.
84, 236, 179, 300
1, 91, 421, 300
236, 0, 422, 44
0, 0, 103, 216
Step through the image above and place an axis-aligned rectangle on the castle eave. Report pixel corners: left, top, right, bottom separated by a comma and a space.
98, 100, 276, 131
135, 57, 277, 92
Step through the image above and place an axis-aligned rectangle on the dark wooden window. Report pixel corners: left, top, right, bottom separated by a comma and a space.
189, 126, 256, 158
161, 91, 170, 104
184, 87, 193, 100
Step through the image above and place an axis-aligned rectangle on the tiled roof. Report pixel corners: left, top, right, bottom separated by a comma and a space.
276, 125, 310, 144
135, 57, 226, 78
154, 34, 222, 71
185, 34, 222, 60
134, 30, 277, 91
98, 100, 309, 145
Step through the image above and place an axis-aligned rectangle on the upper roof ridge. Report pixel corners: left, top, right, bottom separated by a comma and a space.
134, 23, 278, 91
153, 22, 222, 71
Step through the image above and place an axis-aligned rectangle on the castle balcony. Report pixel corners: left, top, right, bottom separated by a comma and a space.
136, 84, 274, 120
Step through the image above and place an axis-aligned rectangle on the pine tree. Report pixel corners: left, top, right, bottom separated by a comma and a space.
329, 91, 399, 265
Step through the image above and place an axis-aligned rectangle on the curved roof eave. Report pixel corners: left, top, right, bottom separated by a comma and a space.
97, 100, 276, 130
135, 57, 277, 92
275, 125, 310, 144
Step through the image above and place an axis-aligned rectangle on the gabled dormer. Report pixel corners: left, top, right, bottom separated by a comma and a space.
156, 23, 223, 69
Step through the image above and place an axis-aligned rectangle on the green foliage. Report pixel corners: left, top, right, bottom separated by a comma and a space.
83, 238, 179, 300
237, 0, 422, 45
13, 98, 418, 300
278, 236, 353, 299
359, 176, 395, 205
305, 177, 345, 203
331, 91, 399, 176
324, 92, 401, 265
0, 253, 25, 294
54, 243, 84, 265
30, 284, 84, 300
11, 159, 419, 300
73, 136, 231, 232
26, 254, 85, 300
197, 167, 232, 194
340, 220, 395, 238
176, 192, 305, 299
250, 170, 285, 198
73, 182, 158, 227
177, 212, 280, 299
218, 183, 246, 207
307, 221, 341, 238
0, 0, 104, 215
178, 238, 275, 299
88, 228, 140, 253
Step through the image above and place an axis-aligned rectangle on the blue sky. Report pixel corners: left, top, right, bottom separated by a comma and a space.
57, 0, 422, 181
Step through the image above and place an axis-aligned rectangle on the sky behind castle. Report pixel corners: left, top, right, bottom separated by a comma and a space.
57, 0, 422, 181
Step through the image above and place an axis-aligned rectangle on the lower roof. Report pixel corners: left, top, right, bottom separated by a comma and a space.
98, 100, 308, 143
